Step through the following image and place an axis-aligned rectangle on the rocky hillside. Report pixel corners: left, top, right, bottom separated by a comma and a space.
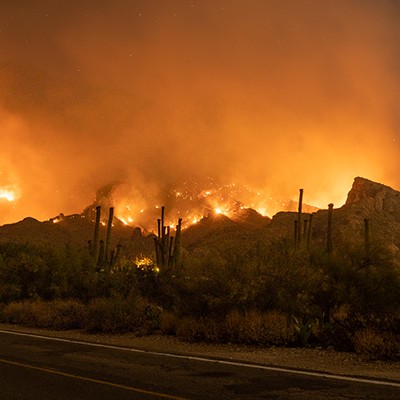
0, 177, 399, 261
332, 177, 400, 254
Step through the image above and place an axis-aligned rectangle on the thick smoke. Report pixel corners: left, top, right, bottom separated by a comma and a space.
0, 0, 399, 224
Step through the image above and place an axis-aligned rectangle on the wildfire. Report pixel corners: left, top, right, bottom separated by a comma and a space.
115, 182, 261, 229
119, 216, 134, 226
0, 189, 15, 202
134, 255, 153, 268
256, 207, 267, 216
99, 178, 320, 232
214, 206, 229, 216
134, 255, 159, 273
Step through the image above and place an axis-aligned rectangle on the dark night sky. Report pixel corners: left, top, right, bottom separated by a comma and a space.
0, 0, 399, 224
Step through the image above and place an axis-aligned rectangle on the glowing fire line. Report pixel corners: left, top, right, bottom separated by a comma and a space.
113, 183, 274, 230
109, 180, 321, 232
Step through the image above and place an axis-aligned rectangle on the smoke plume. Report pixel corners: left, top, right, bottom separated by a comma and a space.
0, 0, 399, 225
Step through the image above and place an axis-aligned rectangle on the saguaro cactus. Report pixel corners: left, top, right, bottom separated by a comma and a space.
154, 207, 182, 268
98, 240, 105, 267
155, 207, 166, 268
88, 240, 93, 255
327, 203, 334, 255
92, 206, 101, 259
297, 188, 304, 245
173, 218, 182, 266
105, 207, 114, 264
306, 213, 313, 248
303, 219, 308, 240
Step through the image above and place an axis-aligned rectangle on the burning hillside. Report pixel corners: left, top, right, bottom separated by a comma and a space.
82, 178, 319, 232
1, 177, 400, 265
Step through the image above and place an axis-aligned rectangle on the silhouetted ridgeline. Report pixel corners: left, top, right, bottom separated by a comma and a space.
0, 177, 399, 260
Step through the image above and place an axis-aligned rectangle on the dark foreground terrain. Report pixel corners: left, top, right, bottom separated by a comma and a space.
0, 328, 399, 400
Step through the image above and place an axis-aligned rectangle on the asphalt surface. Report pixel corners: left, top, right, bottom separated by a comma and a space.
0, 330, 399, 399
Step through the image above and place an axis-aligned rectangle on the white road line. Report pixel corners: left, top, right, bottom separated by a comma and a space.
1, 329, 399, 389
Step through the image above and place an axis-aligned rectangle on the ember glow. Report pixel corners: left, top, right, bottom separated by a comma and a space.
0, 189, 15, 202
0, 1, 400, 225
0, 183, 21, 204
96, 179, 317, 231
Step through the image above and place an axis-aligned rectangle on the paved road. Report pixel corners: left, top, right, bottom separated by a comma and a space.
0, 330, 399, 399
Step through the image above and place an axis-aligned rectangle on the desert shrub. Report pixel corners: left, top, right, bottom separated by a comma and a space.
173, 249, 290, 318
225, 309, 295, 346
353, 328, 400, 361
352, 263, 400, 314
1, 300, 86, 329
174, 256, 237, 317
52, 245, 99, 302
312, 304, 358, 351
1, 297, 162, 334
47, 300, 87, 330
174, 310, 295, 346
176, 317, 224, 342
84, 297, 134, 333
1, 300, 52, 327
0, 283, 22, 304
0, 243, 97, 302
257, 243, 328, 317
2, 253, 47, 300
84, 296, 161, 334
319, 241, 400, 316
0, 226, 398, 356
159, 311, 179, 335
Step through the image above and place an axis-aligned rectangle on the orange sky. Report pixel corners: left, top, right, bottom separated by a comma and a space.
0, 0, 399, 225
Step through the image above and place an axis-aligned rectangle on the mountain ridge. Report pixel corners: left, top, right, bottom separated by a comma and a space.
0, 177, 399, 260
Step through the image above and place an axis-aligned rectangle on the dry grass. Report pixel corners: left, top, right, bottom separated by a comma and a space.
353, 328, 400, 360
1, 300, 86, 329
176, 317, 223, 342
171, 309, 295, 346
1, 297, 161, 335
225, 310, 295, 346
84, 296, 161, 334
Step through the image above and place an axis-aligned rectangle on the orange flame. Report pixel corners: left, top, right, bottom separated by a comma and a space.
0, 188, 16, 202
103, 179, 325, 232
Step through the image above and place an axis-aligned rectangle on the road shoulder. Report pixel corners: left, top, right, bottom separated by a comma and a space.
0, 323, 399, 383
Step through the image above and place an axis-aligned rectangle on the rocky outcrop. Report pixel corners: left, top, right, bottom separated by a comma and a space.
345, 177, 400, 216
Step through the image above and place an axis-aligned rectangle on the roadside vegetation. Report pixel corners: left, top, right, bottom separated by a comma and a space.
0, 239, 399, 361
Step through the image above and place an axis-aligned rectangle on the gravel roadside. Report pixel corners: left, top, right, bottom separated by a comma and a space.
0, 323, 399, 383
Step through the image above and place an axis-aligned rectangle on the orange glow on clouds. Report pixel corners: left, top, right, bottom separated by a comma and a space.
0, 1, 399, 225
